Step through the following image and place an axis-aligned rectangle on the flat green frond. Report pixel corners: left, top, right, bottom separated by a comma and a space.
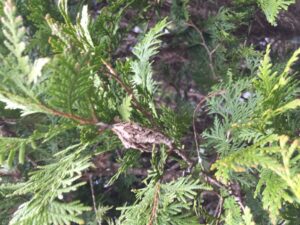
241, 207, 255, 225
159, 105, 192, 140
257, 0, 295, 25
1, 0, 300, 224
283, 47, 300, 74
118, 95, 132, 121
9, 200, 90, 225
118, 176, 208, 225
1, 0, 49, 90
203, 79, 259, 156
212, 134, 281, 182
0, 90, 48, 116
47, 0, 94, 52
131, 18, 169, 96
1, 0, 29, 74
254, 169, 292, 222
222, 196, 243, 225
47, 53, 94, 117
254, 45, 276, 95
9, 144, 91, 225
254, 45, 299, 112
213, 135, 300, 221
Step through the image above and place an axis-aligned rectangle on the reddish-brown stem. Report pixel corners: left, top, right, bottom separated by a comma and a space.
39, 103, 107, 127
148, 182, 161, 225
101, 59, 156, 125
47, 107, 96, 125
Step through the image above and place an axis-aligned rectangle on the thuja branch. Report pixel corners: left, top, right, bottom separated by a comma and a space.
0, 90, 99, 126
101, 59, 157, 125
45, 106, 97, 125
100, 60, 194, 166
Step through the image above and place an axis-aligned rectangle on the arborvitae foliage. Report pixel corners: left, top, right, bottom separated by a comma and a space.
1, 0, 300, 225
257, 0, 295, 25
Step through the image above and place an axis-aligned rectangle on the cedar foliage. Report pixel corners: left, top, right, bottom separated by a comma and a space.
0, 0, 300, 225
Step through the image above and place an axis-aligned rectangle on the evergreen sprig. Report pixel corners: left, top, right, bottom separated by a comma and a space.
1, 0, 300, 224
130, 18, 169, 116
118, 176, 209, 225
257, 0, 295, 25
8, 144, 92, 225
